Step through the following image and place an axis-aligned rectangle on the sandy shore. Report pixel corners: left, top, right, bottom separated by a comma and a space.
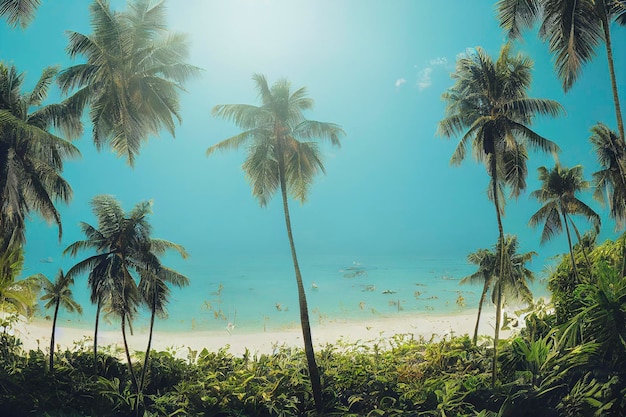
11, 309, 515, 358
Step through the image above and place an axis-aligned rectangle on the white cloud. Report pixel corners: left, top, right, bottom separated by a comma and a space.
417, 67, 433, 91
429, 57, 448, 66
395, 78, 407, 88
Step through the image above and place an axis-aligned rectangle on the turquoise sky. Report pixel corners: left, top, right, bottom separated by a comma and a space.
2, 0, 625, 281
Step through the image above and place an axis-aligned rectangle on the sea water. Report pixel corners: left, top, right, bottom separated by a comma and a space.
35, 253, 550, 334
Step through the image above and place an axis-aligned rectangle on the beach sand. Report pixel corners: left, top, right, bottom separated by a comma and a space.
12, 309, 515, 358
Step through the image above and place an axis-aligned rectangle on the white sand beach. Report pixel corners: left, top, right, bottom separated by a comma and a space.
12, 309, 515, 358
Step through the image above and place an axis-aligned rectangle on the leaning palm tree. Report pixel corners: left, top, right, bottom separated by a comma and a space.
40, 269, 82, 372
529, 164, 601, 280
0, 62, 82, 251
0, 0, 41, 28
207, 74, 344, 414
497, 0, 626, 149
58, 0, 201, 166
461, 248, 497, 345
138, 263, 189, 392
438, 44, 561, 385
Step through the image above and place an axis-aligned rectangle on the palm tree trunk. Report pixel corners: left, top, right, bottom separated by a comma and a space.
121, 313, 139, 394
94, 298, 101, 372
600, 10, 625, 144
562, 211, 579, 282
140, 305, 156, 392
490, 156, 505, 388
49, 300, 60, 373
277, 150, 323, 415
472, 280, 490, 345
567, 215, 593, 272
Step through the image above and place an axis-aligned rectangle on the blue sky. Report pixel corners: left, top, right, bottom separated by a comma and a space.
1, 0, 625, 281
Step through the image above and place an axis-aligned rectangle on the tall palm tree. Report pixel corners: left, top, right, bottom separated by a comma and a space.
207, 74, 344, 414
0, 62, 82, 251
497, 0, 626, 146
138, 263, 189, 392
40, 269, 82, 372
461, 248, 497, 345
57, 0, 201, 166
529, 164, 601, 280
438, 44, 561, 385
65, 195, 187, 393
0, 0, 41, 28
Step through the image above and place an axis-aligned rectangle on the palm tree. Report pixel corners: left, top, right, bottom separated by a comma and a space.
57, 0, 201, 166
438, 44, 561, 385
0, 245, 39, 319
64, 195, 187, 393
529, 164, 601, 280
138, 263, 189, 392
461, 248, 497, 345
207, 74, 345, 414
0, 62, 82, 252
40, 269, 82, 372
591, 123, 626, 227
497, 0, 626, 147
0, 0, 41, 28
590, 122, 626, 276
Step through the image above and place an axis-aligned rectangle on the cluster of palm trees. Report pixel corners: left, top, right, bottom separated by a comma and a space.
0, 0, 195, 398
442, 0, 626, 386
2, 0, 626, 414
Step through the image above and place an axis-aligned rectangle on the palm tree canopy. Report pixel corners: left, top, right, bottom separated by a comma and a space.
497, 0, 625, 91
492, 235, 537, 306
461, 248, 498, 287
529, 164, 601, 243
0, 245, 39, 317
0, 0, 40, 28
40, 269, 83, 315
438, 44, 562, 203
57, 0, 201, 166
590, 123, 626, 228
0, 62, 82, 248
207, 74, 345, 206
64, 194, 188, 320
462, 236, 536, 305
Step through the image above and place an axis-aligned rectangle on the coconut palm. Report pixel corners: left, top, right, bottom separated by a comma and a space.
57, 0, 201, 166
0, 0, 41, 28
529, 164, 601, 280
137, 252, 189, 392
591, 123, 626, 227
207, 74, 344, 414
40, 269, 82, 372
64, 196, 185, 392
497, 0, 626, 148
438, 44, 561, 384
0, 245, 39, 318
0, 62, 82, 252
461, 248, 497, 345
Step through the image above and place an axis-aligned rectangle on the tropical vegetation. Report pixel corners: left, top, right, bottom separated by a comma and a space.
0, 0, 625, 415
63, 195, 188, 397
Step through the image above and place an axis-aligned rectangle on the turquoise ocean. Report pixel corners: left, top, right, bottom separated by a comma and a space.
26, 253, 550, 335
